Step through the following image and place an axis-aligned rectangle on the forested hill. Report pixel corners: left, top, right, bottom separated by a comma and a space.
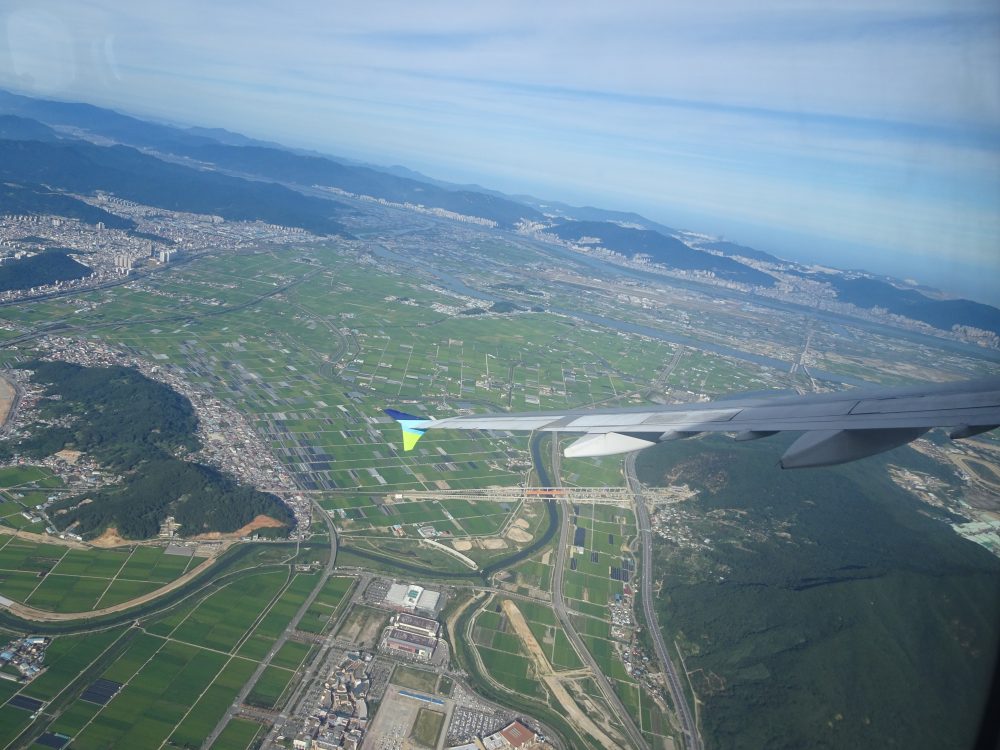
1, 182, 136, 229
0, 114, 60, 141
0, 248, 94, 293
176, 144, 545, 229
698, 239, 782, 264
821, 274, 1000, 337
635, 434, 1000, 750
0, 138, 348, 236
547, 220, 775, 286
0, 92, 543, 229
0, 361, 293, 539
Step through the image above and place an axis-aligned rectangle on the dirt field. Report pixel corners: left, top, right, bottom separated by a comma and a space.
4, 555, 217, 621
500, 599, 620, 747
90, 527, 132, 548
192, 514, 286, 540
336, 605, 389, 647
505, 527, 533, 543
365, 684, 453, 750
478, 538, 508, 550
0, 526, 88, 550
0, 374, 15, 426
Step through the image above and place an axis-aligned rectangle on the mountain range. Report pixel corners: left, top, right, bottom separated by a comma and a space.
1, 89, 999, 337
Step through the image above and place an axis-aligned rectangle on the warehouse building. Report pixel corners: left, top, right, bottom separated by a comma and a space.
383, 583, 442, 616
382, 628, 438, 660
394, 612, 440, 638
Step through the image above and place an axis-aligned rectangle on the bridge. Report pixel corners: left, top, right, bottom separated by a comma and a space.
297, 485, 695, 507
386, 485, 694, 507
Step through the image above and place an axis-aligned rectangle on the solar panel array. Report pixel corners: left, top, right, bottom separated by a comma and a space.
7, 695, 43, 712
81, 678, 123, 705
36, 733, 71, 749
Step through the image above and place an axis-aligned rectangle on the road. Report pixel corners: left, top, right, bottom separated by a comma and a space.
545, 435, 650, 750
625, 452, 702, 750
201, 498, 339, 749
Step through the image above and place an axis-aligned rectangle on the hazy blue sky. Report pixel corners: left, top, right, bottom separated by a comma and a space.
2, 1, 999, 302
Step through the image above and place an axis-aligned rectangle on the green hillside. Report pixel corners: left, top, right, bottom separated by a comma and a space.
636, 435, 1000, 750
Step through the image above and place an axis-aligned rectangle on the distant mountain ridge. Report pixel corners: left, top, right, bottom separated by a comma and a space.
547, 220, 776, 287
0, 90, 541, 229
0, 114, 61, 142
0, 89, 276, 152
0, 139, 347, 235
174, 143, 544, 228
819, 274, 1000, 337
2, 90, 998, 339
697, 240, 783, 264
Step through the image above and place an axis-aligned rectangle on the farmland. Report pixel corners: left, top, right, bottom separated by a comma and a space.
0, 535, 205, 613
0, 559, 343, 750
0, 187, 994, 750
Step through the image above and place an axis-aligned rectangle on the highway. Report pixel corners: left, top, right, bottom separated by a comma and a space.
625, 452, 702, 750
543, 435, 650, 750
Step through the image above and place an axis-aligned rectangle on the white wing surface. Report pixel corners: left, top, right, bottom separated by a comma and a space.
387, 377, 1000, 468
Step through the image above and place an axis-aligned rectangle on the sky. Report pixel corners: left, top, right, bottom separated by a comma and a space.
1, 1, 999, 303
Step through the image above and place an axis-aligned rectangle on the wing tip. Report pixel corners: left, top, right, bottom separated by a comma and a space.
385, 408, 422, 422
385, 408, 428, 451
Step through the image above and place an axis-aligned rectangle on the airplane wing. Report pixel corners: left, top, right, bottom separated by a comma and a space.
386, 376, 1000, 468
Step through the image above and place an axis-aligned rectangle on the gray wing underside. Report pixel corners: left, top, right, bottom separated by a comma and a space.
410, 377, 1000, 468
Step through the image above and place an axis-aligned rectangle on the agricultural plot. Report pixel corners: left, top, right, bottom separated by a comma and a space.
170, 570, 289, 652
0, 538, 205, 613
168, 658, 258, 748
270, 640, 311, 671
245, 664, 294, 709
390, 665, 440, 693
69, 639, 228, 750
0, 466, 61, 488
0, 467, 65, 532
10, 243, 692, 502
295, 575, 353, 635
562, 504, 638, 619
33, 565, 320, 750
46, 698, 105, 738
511, 555, 552, 593
0, 704, 31, 748
0, 501, 45, 531
470, 605, 544, 699
506, 598, 584, 672
237, 572, 316, 658
210, 718, 264, 750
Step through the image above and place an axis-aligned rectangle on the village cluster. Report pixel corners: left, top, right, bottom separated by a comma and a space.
1, 335, 313, 536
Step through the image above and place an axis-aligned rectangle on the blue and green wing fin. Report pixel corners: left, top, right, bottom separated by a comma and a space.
384, 408, 429, 451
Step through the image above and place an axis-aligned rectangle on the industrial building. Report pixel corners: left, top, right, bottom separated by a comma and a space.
393, 612, 440, 638
483, 720, 539, 749
383, 582, 441, 615
382, 628, 438, 660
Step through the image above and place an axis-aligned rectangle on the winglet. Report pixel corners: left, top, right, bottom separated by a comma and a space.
384, 409, 428, 451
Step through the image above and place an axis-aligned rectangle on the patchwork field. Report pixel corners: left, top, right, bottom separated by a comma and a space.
0, 466, 65, 534
0, 536, 206, 612
0, 191, 990, 750
0, 565, 326, 750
